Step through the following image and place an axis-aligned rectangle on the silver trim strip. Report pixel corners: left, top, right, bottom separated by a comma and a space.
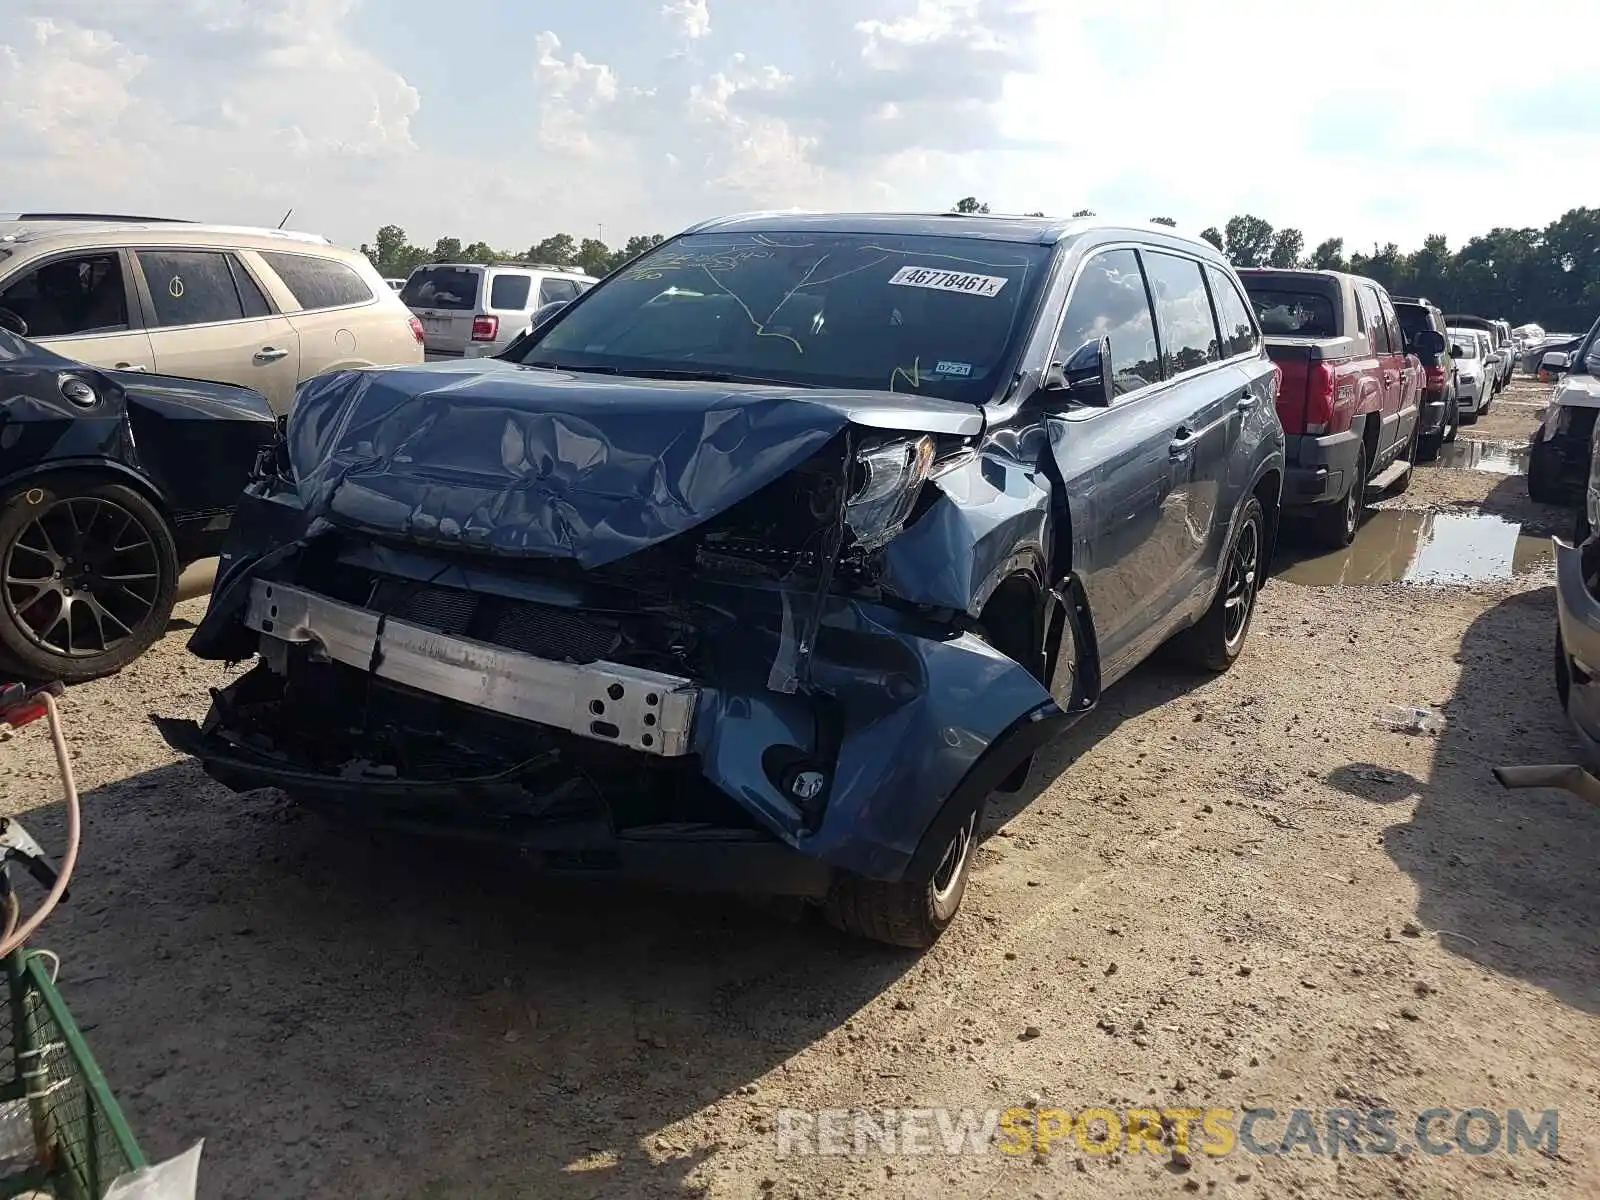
244, 581, 698, 757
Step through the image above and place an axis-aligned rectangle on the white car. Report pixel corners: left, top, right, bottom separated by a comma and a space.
1447, 328, 1492, 422
400, 262, 598, 360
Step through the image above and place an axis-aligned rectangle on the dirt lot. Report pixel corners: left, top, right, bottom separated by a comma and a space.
2, 376, 1597, 1199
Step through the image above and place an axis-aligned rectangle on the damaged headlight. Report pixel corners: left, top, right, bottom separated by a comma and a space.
845, 436, 934, 551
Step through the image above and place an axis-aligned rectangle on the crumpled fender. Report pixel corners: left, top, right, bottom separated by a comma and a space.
690, 590, 1059, 880
878, 449, 1052, 613
285, 362, 978, 569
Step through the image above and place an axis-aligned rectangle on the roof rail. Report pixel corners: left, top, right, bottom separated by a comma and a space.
3, 212, 193, 223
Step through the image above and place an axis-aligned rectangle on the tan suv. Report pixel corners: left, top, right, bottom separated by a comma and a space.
0, 213, 424, 413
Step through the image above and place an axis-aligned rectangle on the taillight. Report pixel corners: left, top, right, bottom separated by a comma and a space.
1425, 365, 1446, 390
1305, 363, 1336, 435
1270, 363, 1283, 401
408, 316, 425, 344
471, 314, 500, 342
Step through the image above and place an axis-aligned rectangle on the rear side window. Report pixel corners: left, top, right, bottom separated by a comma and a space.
230, 258, 271, 318
400, 266, 479, 311
1056, 248, 1161, 397
136, 250, 250, 327
1141, 251, 1220, 376
1206, 267, 1258, 357
540, 277, 580, 305
1376, 291, 1404, 356
261, 252, 372, 311
1361, 286, 1392, 353
1248, 288, 1337, 337
489, 274, 532, 310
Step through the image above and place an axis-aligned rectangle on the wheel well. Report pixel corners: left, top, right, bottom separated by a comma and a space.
1252, 469, 1281, 569
1359, 412, 1380, 472
977, 573, 1043, 680
1, 462, 172, 525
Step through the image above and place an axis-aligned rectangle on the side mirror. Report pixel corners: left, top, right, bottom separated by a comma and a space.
1414, 329, 1446, 356
1044, 336, 1114, 407
0, 308, 27, 337
529, 299, 568, 332
1542, 351, 1570, 374
1450, 343, 1466, 358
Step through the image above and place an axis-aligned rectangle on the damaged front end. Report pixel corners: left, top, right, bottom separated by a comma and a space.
157, 363, 1072, 897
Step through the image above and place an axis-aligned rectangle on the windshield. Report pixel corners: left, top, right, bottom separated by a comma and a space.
516, 231, 1053, 400
1449, 333, 1477, 359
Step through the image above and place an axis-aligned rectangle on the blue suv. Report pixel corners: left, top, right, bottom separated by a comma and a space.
159, 213, 1284, 947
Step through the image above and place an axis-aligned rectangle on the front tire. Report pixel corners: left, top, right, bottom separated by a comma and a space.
824, 806, 979, 948
1528, 456, 1561, 505
1442, 395, 1459, 445
0, 474, 178, 682
1172, 496, 1265, 673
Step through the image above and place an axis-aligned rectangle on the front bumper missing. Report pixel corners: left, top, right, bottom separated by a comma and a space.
244, 581, 697, 757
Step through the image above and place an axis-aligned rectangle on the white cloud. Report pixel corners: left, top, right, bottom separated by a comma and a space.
1, 0, 1598, 257
661, 0, 711, 40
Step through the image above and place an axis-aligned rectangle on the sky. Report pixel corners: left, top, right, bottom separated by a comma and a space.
2, 0, 1597, 257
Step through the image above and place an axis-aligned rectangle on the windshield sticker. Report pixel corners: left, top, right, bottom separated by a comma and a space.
888, 265, 1008, 298
934, 360, 973, 377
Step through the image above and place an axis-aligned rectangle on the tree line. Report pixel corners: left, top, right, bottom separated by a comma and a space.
951, 200, 1600, 331
361, 225, 666, 282
362, 203, 1600, 331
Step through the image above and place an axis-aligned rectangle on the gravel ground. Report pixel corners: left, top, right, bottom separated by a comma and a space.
2, 375, 1597, 1198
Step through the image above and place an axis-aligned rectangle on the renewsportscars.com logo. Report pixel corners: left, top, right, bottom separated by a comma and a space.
774, 1106, 1560, 1159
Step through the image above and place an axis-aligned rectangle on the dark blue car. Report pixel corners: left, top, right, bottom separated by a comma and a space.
157, 213, 1284, 947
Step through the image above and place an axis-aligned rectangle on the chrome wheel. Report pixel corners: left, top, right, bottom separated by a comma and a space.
1222, 516, 1260, 648
2, 496, 162, 659
930, 809, 977, 907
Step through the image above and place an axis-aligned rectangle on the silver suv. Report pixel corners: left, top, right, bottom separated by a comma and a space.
400, 262, 597, 360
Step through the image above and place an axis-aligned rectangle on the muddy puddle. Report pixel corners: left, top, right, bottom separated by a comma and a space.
1434, 439, 1529, 475
1278, 511, 1552, 586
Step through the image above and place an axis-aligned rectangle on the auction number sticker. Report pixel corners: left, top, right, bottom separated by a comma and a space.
888, 265, 1009, 298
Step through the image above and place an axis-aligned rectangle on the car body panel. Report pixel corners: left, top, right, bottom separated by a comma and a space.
0, 329, 277, 562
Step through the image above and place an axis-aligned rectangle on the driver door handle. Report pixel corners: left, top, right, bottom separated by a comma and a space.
114, 362, 148, 372
1235, 389, 1257, 411
254, 346, 290, 363
1169, 427, 1196, 459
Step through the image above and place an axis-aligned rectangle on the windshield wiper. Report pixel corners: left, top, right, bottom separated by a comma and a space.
619, 367, 811, 387
523, 360, 619, 374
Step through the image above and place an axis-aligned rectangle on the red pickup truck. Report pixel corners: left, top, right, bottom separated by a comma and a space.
1237, 269, 1428, 547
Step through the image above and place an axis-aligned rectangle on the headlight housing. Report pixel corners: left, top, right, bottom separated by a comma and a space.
844, 436, 935, 551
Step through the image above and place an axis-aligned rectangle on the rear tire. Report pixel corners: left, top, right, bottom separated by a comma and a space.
1389, 422, 1420, 495
1311, 440, 1367, 549
824, 806, 980, 948
1172, 496, 1265, 673
1528, 457, 1561, 505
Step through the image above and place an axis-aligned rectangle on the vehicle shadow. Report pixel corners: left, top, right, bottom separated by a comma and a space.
17, 761, 921, 1199
986, 657, 1212, 831
1475, 473, 1576, 539
1374, 584, 1600, 1014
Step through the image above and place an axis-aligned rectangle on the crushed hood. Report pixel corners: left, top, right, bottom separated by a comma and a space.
286, 360, 982, 568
